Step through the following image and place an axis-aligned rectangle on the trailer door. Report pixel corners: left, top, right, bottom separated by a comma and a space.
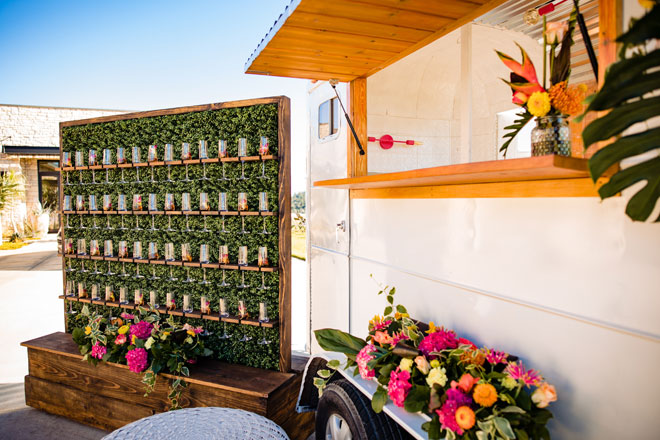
308, 82, 351, 353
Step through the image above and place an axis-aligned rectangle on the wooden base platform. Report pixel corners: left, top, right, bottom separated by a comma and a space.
22, 332, 314, 439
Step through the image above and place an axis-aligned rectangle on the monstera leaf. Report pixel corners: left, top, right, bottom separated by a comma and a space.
583, 3, 660, 221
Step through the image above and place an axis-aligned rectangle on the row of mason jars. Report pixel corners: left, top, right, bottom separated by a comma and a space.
65, 239, 269, 266
64, 191, 268, 212
66, 283, 271, 323
63, 138, 271, 167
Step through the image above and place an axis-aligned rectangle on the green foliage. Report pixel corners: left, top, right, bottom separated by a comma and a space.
499, 110, 533, 158
583, 4, 660, 222
62, 103, 282, 370
314, 328, 367, 358
291, 191, 305, 213
0, 171, 24, 212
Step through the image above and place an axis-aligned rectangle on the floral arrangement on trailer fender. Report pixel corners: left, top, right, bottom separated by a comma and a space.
72, 306, 212, 409
314, 282, 557, 440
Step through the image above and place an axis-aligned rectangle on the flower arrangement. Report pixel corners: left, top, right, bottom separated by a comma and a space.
314, 284, 556, 440
72, 306, 212, 409
496, 6, 587, 157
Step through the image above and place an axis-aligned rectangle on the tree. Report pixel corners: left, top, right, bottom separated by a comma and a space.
292, 191, 305, 213
0, 171, 26, 242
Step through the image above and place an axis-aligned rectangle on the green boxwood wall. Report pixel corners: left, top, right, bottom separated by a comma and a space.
62, 103, 282, 370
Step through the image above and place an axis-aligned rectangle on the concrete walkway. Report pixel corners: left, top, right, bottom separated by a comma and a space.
0, 235, 106, 439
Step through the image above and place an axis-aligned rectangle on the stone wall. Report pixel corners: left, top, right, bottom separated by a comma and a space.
0, 104, 127, 238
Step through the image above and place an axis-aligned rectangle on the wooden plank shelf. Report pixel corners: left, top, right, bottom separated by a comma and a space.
314, 156, 606, 198
59, 155, 277, 172
61, 210, 275, 216
21, 332, 313, 438
63, 253, 277, 271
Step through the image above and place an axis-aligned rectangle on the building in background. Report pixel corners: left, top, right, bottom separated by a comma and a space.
0, 104, 126, 237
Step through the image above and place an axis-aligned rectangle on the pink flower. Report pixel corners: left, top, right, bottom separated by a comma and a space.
129, 321, 153, 340
120, 312, 135, 320
390, 331, 409, 346
387, 368, 412, 408
125, 348, 148, 373
115, 334, 127, 345
545, 21, 568, 44
458, 337, 477, 349
531, 382, 557, 408
418, 329, 458, 359
356, 344, 378, 380
91, 342, 106, 359
436, 388, 473, 434
486, 349, 508, 365
505, 361, 542, 387
186, 359, 197, 364
194, 327, 204, 335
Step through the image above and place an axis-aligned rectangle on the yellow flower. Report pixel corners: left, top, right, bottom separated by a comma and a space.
430, 359, 440, 369
118, 325, 129, 335
501, 376, 517, 390
399, 358, 413, 372
639, 0, 655, 9
426, 367, 448, 388
455, 406, 476, 430
473, 383, 498, 407
85, 326, 92, 335
187, 330, 196, 337
426, 321, 438, 334
131, 334, 137, 345
527, 91, 551, 117
394, 312, 409, 320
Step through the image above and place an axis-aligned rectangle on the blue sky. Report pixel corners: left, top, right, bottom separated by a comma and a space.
0, 0, 309, 192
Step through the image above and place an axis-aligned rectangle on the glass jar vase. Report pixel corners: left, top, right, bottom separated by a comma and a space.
531, 115, 571, 156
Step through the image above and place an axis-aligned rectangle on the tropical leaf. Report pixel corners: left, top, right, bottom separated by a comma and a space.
550, 10, 576, 85
584, 3, 660, 222
371, 386, 388, 413
314, 328, 366, 356
500, 110, 533, 157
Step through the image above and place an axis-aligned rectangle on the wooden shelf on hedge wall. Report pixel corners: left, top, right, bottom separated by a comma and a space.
60, 155, 277, 172
59, 296, 279, 327
314, 156, 607, 198
61, 210, 275, 216
62, 254, 277, 272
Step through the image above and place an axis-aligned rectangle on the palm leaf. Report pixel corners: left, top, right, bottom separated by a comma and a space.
584, 4, 660, 222
500, 110, 533, 158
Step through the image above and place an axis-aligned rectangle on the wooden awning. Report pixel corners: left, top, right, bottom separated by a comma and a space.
245, 0, 507, 82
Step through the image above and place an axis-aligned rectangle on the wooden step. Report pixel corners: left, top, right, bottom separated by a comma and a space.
22, 332, 313, 439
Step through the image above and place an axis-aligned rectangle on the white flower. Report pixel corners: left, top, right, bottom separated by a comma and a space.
426, 367, 448, 388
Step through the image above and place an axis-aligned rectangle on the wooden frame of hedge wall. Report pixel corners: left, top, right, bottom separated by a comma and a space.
58, 96, 292, 372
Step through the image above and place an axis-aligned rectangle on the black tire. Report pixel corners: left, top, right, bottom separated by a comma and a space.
315, 379, 411, 440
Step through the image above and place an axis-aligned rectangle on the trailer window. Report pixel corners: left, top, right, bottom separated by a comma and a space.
318, 98, 339, 139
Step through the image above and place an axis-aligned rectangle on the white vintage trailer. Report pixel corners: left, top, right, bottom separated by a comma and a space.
246, 0, 660, 439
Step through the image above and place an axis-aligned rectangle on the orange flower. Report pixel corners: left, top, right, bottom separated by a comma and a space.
373, 330, 393, 345
473, 383, 498, 407
455, 406, 476, 430
549, 81, 587, 116
452, 373, 480, 393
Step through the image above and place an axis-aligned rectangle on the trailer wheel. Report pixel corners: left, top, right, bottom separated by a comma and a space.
316, 379, 410, 440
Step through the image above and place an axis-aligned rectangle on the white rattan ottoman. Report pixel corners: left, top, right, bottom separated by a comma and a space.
102, 407, 290, 440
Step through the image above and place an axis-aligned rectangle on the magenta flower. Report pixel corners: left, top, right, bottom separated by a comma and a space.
390, 331, 409, 346
120, 312, 135, 320
356, 344, 378, 380
387, 368, 412, 408
91, 342, 107, 360
418, 329, 458, 359
486, 349, 508, 365
372, 320, 392, 331
125, 348, 148, 373
505, 361, 542, 387
436, 388, 473, 434
129, 321, 153, 340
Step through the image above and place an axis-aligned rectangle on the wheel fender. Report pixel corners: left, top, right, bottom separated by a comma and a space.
296, 352, 430, 440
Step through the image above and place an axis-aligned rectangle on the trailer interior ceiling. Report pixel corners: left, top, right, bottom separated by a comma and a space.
244, 0, 509, 82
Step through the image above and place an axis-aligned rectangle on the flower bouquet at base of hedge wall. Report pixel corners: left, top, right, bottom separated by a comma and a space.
71, 305, 213, 409
313, 283, 557, 440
